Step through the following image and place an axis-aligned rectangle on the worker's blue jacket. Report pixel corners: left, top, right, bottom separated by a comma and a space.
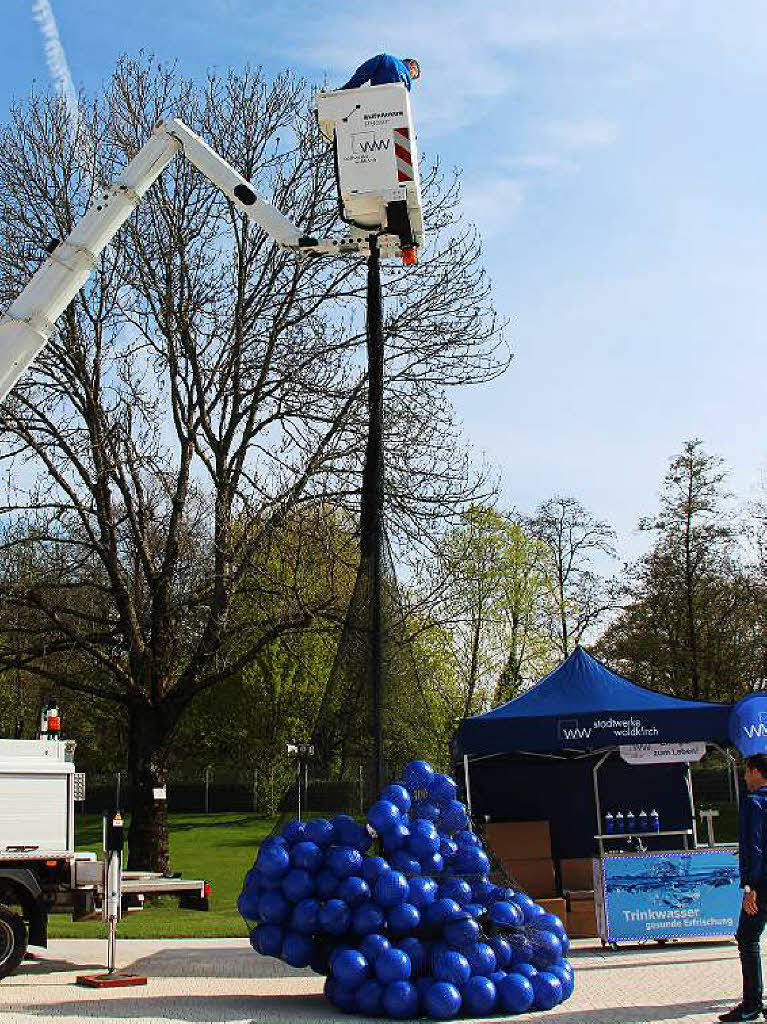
341, 54, 411, 91
739, 786, 767, 887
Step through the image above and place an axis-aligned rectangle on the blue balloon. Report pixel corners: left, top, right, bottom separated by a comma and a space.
408, 876, 438, 908
533, 971, 563, 1009
531, 929, 563, 970
332, 948, 369, 989
465, 941, 497, 978
548, 963, 574, 1000
375, 870, 410, 907
258, 888, 290, 924
536, 911, 567, 941
423, 897, 462, 927
335, 875, 370, 907
331, 814, 366, 848
429, 772, 458, 805
463, 976, 497, 1015
464, 902, 486, 918
353, 902, 386, 935
403, 759, 435, 792
281, 930, 314, 968
304, 817, 334, 848
325, 845, 363, 879
390, 849, 421, 875
471, 879, 497, 901
439, 837, 458, 862
252, 922, 284, 957
381, 784, 411, 814
282, 868, 314, 903
508, 934, 535, 965
362, 855, 389, 884
280, 819, 306, 846
488, 935, 512, 969
491, 969, 507, 985
237, 887, 260, 920
411, 799, 440, 823
359, 932, 391, 962
318, 899, 351, 935
290, 841, 323, 873
409, 819, 440, 858
453, 845, 489, 877
490, 900, 524, 928
455, 829, 481, 848
397, 937, 426, 976
375, 947, 412, 984
324, 976, 357, 1012
383, 980, 419, 1019
438, 877, 472, 906
440, 800, 469, 833
368, 799, 401, 834
433, 950, 471, 987
315, 868, 338, 899
256, 843, 290, 880
515, 963, 538, 981
290, 897, 320, 934
356, 978, 385, 1015
388, 901, 421, 934
382, 822, 411, 852
443, 916, 480, 947
420, 852, 444, 876
423, 980, 462, 1020
497, 972, 534, 1013
514, 893, 541, 922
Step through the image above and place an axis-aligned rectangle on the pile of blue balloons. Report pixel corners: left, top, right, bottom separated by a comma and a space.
238, 759, 574, 1019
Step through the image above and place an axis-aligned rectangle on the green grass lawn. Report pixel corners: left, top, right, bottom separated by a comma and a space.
49, 812, 278, 938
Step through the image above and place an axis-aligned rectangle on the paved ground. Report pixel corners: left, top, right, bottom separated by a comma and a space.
0, 936, 748, 1024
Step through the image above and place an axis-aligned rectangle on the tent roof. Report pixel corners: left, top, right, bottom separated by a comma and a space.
454, 646, 732, 757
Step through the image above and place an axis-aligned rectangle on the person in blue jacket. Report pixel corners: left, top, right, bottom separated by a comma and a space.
341, 54, 421, 91
720, 754, 767, 1022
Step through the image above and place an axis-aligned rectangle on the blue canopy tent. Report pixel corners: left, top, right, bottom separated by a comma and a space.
452, 647, 734, 859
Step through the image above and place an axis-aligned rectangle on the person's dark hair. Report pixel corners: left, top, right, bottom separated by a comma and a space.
745, 753, 767, 778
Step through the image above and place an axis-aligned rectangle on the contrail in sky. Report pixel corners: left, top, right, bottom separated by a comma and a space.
31, 0, 79, 133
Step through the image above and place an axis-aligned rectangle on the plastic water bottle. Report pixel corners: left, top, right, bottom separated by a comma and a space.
650, 809, 660, 833
626, 810, 635, 833
615, 810, 625, 833
638, 809, 648, 832
604, 811, 614, 835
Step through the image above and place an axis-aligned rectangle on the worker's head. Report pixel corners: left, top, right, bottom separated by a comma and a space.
745, 754, 767, 791
404, 58, 421, 82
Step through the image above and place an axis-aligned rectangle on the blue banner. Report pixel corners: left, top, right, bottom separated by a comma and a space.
730, 693, 767, 756
602, 849, 741, 941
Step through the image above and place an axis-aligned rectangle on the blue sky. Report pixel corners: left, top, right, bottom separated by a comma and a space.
3, 1, 766, 565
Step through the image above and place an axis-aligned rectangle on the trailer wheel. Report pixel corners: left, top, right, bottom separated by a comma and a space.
0, 905, 27, 980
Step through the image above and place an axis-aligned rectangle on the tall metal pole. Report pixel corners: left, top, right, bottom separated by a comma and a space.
361, 233, 386, 797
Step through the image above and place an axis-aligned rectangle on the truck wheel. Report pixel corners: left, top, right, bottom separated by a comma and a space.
0, 905, 28, 980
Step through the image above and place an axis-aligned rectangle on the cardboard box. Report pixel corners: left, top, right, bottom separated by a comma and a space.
560, 857, 596, 892
567, 905, 598, 938
500, 857, 557, 898
537, 897, 567, 924
485, 821, 552, 861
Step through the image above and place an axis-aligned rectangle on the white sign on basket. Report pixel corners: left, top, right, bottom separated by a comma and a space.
152, 786, 167, 800
619, 741, 706, 765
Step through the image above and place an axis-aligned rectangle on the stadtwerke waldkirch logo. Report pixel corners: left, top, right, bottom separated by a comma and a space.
558, 717, 660, 742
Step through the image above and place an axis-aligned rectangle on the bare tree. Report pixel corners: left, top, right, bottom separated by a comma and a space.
531, 496, 616, 658
0, 58, 509, 868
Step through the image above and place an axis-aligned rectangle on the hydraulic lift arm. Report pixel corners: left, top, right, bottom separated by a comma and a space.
0, 117, 393, 405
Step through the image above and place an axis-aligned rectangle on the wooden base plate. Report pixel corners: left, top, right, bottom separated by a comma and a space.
76, 973, 148, 988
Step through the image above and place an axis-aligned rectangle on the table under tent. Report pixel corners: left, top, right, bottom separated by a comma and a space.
451, 647, 738, 944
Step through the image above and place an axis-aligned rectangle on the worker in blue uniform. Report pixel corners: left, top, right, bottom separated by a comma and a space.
720, 754, 767, 1022
341, 54, 421, 91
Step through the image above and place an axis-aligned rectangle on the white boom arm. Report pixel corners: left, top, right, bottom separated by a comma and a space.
0, 118, 399, 404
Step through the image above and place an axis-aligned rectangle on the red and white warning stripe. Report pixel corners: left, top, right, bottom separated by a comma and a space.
394, 127, 414, 182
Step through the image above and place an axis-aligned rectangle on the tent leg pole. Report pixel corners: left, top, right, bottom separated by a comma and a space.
463, 755, 473, 817
685, 765, 698, 848
593, 751, 612, 857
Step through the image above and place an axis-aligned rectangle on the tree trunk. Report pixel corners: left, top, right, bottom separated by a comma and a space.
126, 702, 173, 872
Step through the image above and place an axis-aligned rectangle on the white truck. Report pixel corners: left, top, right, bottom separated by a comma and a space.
0, 736, 209, 979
